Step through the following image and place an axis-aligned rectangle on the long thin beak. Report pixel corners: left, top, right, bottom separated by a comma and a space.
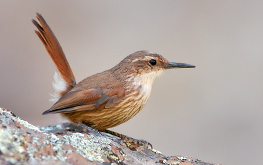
164, 62, 195, 69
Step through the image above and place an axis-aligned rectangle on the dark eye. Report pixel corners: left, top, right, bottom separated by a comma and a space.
149, 59, 156, 66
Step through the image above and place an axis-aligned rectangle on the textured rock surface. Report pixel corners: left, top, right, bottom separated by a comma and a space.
0, 107, 220, 165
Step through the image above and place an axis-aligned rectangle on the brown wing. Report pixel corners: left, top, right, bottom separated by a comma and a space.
32, 13, 76, 92
42, 88, 125, 115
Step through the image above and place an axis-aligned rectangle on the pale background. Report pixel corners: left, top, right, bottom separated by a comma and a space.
0, 1, 262, 165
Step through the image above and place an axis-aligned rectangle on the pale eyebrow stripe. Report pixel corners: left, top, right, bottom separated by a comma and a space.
131, 56, 156, 63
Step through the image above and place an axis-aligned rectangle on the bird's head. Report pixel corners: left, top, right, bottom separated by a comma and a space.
115, 50, 195, 83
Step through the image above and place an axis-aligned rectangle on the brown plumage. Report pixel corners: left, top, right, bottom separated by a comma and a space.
32, 13, 195, 131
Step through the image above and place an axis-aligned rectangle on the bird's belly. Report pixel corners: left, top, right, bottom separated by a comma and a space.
89, 91, 149, 130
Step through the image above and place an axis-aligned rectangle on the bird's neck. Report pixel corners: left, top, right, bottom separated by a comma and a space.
124, 70, 164, 95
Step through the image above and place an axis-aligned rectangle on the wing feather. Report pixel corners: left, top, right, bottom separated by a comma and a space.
42, 88, 125, 115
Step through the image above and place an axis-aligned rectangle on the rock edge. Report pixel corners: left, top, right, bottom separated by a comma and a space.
0, 107, 220, 165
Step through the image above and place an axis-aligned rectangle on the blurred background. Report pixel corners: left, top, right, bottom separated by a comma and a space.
0, 1, 263, 164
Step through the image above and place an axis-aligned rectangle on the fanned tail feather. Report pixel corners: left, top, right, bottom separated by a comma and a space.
32, 13, 76, 101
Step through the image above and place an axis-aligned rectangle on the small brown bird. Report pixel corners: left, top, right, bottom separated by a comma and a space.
32, 13, 195, 131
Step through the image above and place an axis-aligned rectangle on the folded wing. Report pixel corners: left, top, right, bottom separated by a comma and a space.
42, 88, 125, 115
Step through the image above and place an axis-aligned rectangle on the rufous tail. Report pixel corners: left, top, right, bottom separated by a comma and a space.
32, 13, 76, 98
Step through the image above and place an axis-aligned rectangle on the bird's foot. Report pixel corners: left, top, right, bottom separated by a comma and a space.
103, 129, 153, 151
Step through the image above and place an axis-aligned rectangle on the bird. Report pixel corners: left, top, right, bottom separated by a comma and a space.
32, 13, 195, 131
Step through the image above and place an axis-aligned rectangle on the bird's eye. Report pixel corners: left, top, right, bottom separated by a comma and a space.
149, 59, 156, 66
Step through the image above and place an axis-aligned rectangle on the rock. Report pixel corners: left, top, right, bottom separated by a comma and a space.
0, 107, 220, 165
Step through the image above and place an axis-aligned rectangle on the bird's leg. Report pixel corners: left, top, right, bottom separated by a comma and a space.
103, 129, 153, 151
40, 122, 102, 136
40, 123, 154, 151
76, 122, 103, 136
66, 123, 153, 150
